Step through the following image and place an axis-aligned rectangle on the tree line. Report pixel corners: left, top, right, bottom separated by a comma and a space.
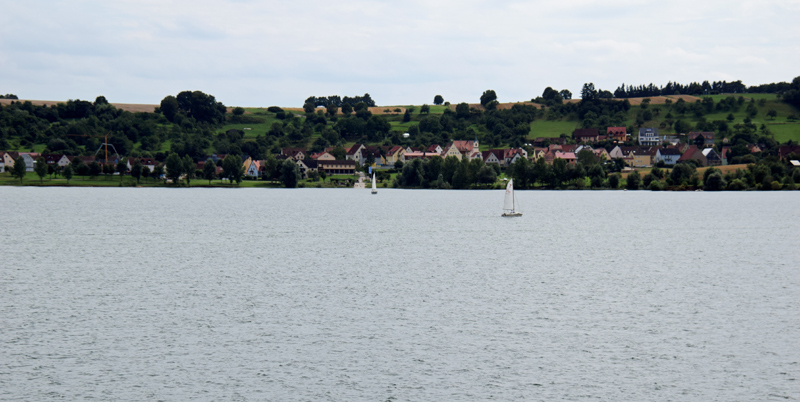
303, 94, 376, 108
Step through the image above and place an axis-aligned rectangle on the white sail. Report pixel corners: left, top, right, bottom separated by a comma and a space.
503, 179, 515, 211
371, 173, 377, 193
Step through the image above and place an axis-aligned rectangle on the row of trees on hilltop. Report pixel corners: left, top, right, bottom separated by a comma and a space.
303, 94, 376, 108
612, 80, 748, 98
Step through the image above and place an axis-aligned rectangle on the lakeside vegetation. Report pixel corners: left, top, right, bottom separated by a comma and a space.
2, 77, 800, 191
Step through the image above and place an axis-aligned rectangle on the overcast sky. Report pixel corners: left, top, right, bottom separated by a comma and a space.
2, 0, 798, 107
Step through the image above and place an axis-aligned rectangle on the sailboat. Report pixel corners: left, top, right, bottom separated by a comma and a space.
502, 178, 522, 217
371, 172, 378, 194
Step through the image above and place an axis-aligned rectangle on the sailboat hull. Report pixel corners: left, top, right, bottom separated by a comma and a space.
502, 212, 522, 217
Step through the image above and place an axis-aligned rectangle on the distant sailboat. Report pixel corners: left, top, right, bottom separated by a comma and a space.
502, 179, 522, 217
371, 172, 378, 194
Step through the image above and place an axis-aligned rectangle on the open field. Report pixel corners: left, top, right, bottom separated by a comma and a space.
565, 95, 703, 105
449, 101, 545, 111
697, 164, 750, 175
528, 120, 579, 138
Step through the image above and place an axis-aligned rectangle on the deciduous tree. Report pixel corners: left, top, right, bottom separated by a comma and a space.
63, 165, 73, 184
34, 157, 47, 183
480, 90, 497, 107
12, 157, 26, 183
280, 159, 299, 188
433, 95, 444, 105
131, 160, 143, 184
182, 155, 194, 185
165, 153, 183, 184
203, 158, 216, 184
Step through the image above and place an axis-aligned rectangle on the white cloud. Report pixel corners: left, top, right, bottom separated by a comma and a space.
1, 0, 798, 105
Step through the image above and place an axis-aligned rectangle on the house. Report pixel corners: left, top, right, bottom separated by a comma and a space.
281, 148, 306, 160
296, 159, 318, 178
426, 144, 443, 154
403, 151, 442, 162
42, 154, 70, 167
440, 143, 463, 160
19, 153, 37, 172
450, 138, 480, 159
559, 144, 578, 153
687, 132, 715, 147
384, 146, 405, 166
530, 148, 547, 160
573, 128, 601, 143
677, 145, 708, 167
638, 128, 660, 147
655, 147, 681, 166
593, 148, 610, 162
607, 127, 627, 142
309, 151, 335, 160
245, 159, 261, 177
702, 148, 722, 166
346, 144, 365, 164
778, 145, 800, 160
2, 151, 20, 169
317, 159, 356, 175
127, 157, 157, 172
660, 135, 681, 146
361, 146, 386, 166
554, 151, 577, 164
481, 150, 504, 165
608, 146, 626, 159
628, 147, 653, 167
504, 148, 527, 165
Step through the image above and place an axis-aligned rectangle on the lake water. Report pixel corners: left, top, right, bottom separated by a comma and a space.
1, 187, 798, 401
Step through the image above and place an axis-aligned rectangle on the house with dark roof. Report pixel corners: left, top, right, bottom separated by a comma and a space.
573, 128, 600, 143
481, 150, 504, 165
655, 147, 681, 166
346, 144, 365, 164
317, 160, 356, 175
778, 145, 800, 160
296, 159, 318, 178
702, 148, 722, 166
42, 154, 70, 167
687, 132, 715, 147
281, 148, 307, 160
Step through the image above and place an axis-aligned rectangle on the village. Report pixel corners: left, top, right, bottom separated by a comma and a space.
4, 124, 800, 186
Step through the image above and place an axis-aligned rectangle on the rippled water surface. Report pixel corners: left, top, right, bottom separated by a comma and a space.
1, 187, 799, 401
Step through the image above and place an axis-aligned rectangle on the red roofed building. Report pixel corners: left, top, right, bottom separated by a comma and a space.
607, 127, 627, 142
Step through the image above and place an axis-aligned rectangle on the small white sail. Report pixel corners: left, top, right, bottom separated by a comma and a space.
502, 178, 522, 217
371, 172, 378, 194
503, 179, 515, 211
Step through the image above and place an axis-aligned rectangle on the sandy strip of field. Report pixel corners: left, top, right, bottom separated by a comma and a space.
565, 95, 702, 105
